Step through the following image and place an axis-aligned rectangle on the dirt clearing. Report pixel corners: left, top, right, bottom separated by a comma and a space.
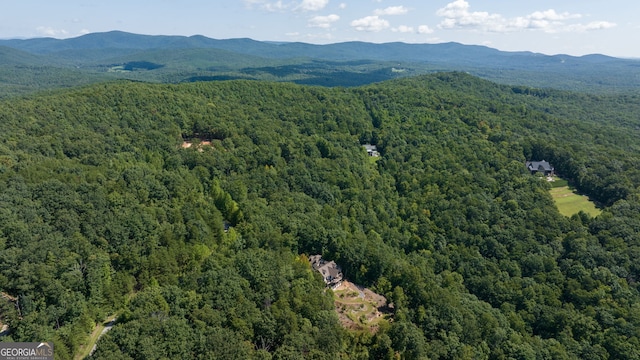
332, 280, 391, 333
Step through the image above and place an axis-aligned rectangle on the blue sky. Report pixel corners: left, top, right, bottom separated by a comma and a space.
1, 1, 638, 57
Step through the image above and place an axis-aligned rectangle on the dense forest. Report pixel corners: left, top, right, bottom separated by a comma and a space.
1, 73, 640, 359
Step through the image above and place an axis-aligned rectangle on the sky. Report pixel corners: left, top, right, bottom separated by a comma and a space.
1, 0, 638, 57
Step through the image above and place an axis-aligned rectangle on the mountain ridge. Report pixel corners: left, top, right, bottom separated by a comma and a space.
0, 30, 638, 95
1, 30, 617, 58
1, 30, 622, 62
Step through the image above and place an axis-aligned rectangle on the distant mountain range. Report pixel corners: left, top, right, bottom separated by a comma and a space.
1, 30, 639, 96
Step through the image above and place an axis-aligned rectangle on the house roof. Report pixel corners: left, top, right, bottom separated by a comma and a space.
328, 267, 341, 279
309, 255, 343, 285
526, 160, 553, 172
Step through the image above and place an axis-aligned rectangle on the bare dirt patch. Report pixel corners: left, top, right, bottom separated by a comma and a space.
333, 280, 391, 333
0, 291, 19, 337
181, 140, 212, 152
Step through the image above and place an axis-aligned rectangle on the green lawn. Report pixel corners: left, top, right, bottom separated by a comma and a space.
549, 185, 601, 217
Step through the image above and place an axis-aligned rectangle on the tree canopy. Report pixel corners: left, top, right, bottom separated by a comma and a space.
1, 73, 640, 359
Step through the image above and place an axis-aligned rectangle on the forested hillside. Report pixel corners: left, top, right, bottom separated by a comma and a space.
1, 74, 640, 359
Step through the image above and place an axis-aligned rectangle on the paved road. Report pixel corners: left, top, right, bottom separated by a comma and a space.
88, 318, 117, 357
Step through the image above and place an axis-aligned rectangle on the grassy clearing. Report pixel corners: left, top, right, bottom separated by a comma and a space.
108, 66, 130, 73
549, 178, 568, 188
549, 185, 601, 217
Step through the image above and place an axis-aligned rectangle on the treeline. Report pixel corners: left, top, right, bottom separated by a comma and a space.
0, 74, 640, 358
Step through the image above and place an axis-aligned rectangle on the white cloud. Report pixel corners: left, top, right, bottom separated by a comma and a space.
308, 14, 340, 28
36, 26, 69, 37
436, 0, 615, 34
436, 0, 503, 31
339, 3, 347, 9
243, 0, 289, 11
374, 6, 409, 16
244, 0, 328, 12
297, 0, 329, 11
393, 25, 414, 33
265, 1, 287, 11
418, 25, 434, 34
568, 21, 617, 32
350, 16, 390, 32
529, 9, 581, 21
586, 21, 617, 30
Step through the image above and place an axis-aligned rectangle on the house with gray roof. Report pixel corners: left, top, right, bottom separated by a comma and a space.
526, 160, 554, 176
309, 255, 343, 289
363, 144, 380, 157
